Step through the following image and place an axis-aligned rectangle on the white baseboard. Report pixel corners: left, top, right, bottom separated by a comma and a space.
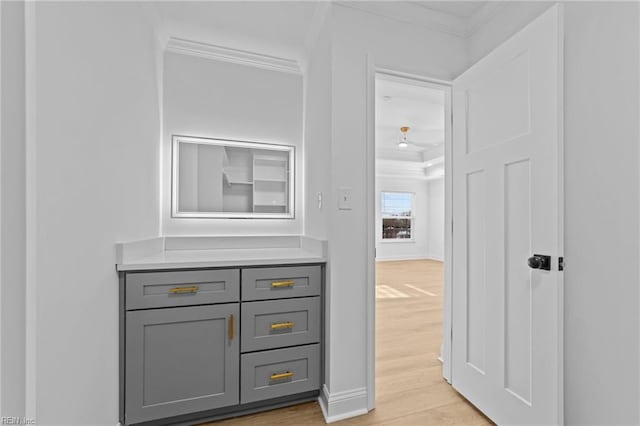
318, 385, 369, 423
375, 255, 430, 262
427, 253, 445, 262
375, 255, 444, 262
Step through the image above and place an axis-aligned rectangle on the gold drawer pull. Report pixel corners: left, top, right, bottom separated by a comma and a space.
270, 371, 294, 381
271, 280, 295, 288
271, 322, 295, 330
169, 285, 199, 294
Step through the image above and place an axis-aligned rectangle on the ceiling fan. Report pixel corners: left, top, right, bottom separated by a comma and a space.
398, 126, 413, 148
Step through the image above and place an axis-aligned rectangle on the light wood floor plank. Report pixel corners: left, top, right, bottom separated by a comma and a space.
202, 260, 491, 425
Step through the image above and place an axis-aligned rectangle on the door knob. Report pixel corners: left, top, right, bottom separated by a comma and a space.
528, 254, 551, 271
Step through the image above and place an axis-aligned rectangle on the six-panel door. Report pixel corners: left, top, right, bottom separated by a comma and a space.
125, 304, 239, 424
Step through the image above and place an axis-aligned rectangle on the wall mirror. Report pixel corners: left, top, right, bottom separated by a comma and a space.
172, 136, 295, 218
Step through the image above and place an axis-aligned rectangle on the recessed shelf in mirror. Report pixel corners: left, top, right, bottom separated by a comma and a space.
172, 136, 294, 219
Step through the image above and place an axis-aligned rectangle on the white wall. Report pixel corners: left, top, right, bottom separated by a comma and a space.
467, 2, 553, 66
303, 6, 331, 241
563, 3, 639, 424
301, 5, 334, 394
322, 4, 467, 418
468, 2, 640, 424
427, 177, 444, 261
29, 3, 161, 424
375, 176, 429, 261
162, 52, 303, 235
1, 0, 26, 418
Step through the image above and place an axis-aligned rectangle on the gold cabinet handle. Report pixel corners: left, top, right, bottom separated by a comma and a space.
271, 280, 295, 288
229, 314, 234, 340
270, 371, 294, 381
271, 322, 295, 330
169, 285, 199, 294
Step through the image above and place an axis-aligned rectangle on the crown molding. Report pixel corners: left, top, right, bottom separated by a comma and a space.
337, 1, 468, 38
375, 151, 445, 180
336, 1, 509, 39
377, 173, 430, 181
165, 37, 302, 75
377, 159, 428, 180
376, 147, 424, 163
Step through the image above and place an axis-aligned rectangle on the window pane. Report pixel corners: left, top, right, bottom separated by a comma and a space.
381, 192, 412, 217
382, 218, 412, 239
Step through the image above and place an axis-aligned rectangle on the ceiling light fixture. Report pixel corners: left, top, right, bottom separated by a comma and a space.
398, 126, 410, 148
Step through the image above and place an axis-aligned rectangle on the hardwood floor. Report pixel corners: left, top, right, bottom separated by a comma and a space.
205, 260, 491, 425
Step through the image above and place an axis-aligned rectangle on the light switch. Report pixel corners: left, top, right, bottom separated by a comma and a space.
338, 187, 353, 210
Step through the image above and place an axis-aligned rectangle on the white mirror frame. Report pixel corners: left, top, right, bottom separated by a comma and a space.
171, 135, 295, 219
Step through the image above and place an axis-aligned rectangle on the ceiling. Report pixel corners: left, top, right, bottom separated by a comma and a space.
411, 1, 489, 18
376, 78, 445, 153
375, 77, 446, 179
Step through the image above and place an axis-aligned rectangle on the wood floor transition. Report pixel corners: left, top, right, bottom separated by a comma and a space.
202, 259, 491, 425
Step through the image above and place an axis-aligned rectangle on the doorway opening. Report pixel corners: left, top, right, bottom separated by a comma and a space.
370, 72, 485, 422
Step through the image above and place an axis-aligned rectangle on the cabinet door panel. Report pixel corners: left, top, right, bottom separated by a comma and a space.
125, 304, 239, 424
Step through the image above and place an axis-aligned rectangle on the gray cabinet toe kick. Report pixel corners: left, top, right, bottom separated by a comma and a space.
119, 263, 325, 426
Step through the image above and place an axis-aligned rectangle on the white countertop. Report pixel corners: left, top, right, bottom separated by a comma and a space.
115, 236, 327, 271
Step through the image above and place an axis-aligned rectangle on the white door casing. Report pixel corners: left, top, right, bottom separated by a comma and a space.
451, 5, 563, 425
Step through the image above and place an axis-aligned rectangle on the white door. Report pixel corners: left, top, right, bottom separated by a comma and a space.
451, 5, 563, 425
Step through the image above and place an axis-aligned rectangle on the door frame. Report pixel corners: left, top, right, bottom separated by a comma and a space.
365, 60, 454, 410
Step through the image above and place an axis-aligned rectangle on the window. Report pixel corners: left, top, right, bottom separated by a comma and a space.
381, 192, 414, 240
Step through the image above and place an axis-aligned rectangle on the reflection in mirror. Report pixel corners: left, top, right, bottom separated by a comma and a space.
172, 136, 294, 218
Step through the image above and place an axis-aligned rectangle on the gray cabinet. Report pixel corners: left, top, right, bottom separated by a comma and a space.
125, 304, 239, 424
120, 263, 323, 426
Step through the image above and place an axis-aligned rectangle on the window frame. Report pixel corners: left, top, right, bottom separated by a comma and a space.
379, 191, 415, 243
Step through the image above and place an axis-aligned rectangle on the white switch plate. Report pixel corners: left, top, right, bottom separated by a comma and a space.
338, 187, 353, 210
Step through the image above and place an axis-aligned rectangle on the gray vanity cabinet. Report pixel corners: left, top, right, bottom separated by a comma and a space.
120, 263, 323, 426
125, 303, 239, 425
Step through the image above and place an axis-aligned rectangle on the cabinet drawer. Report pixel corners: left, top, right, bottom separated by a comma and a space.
241, 266, 321, 301
240, 344, 320, 404
126, 269, 239, 310
241, 297, 320, 352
